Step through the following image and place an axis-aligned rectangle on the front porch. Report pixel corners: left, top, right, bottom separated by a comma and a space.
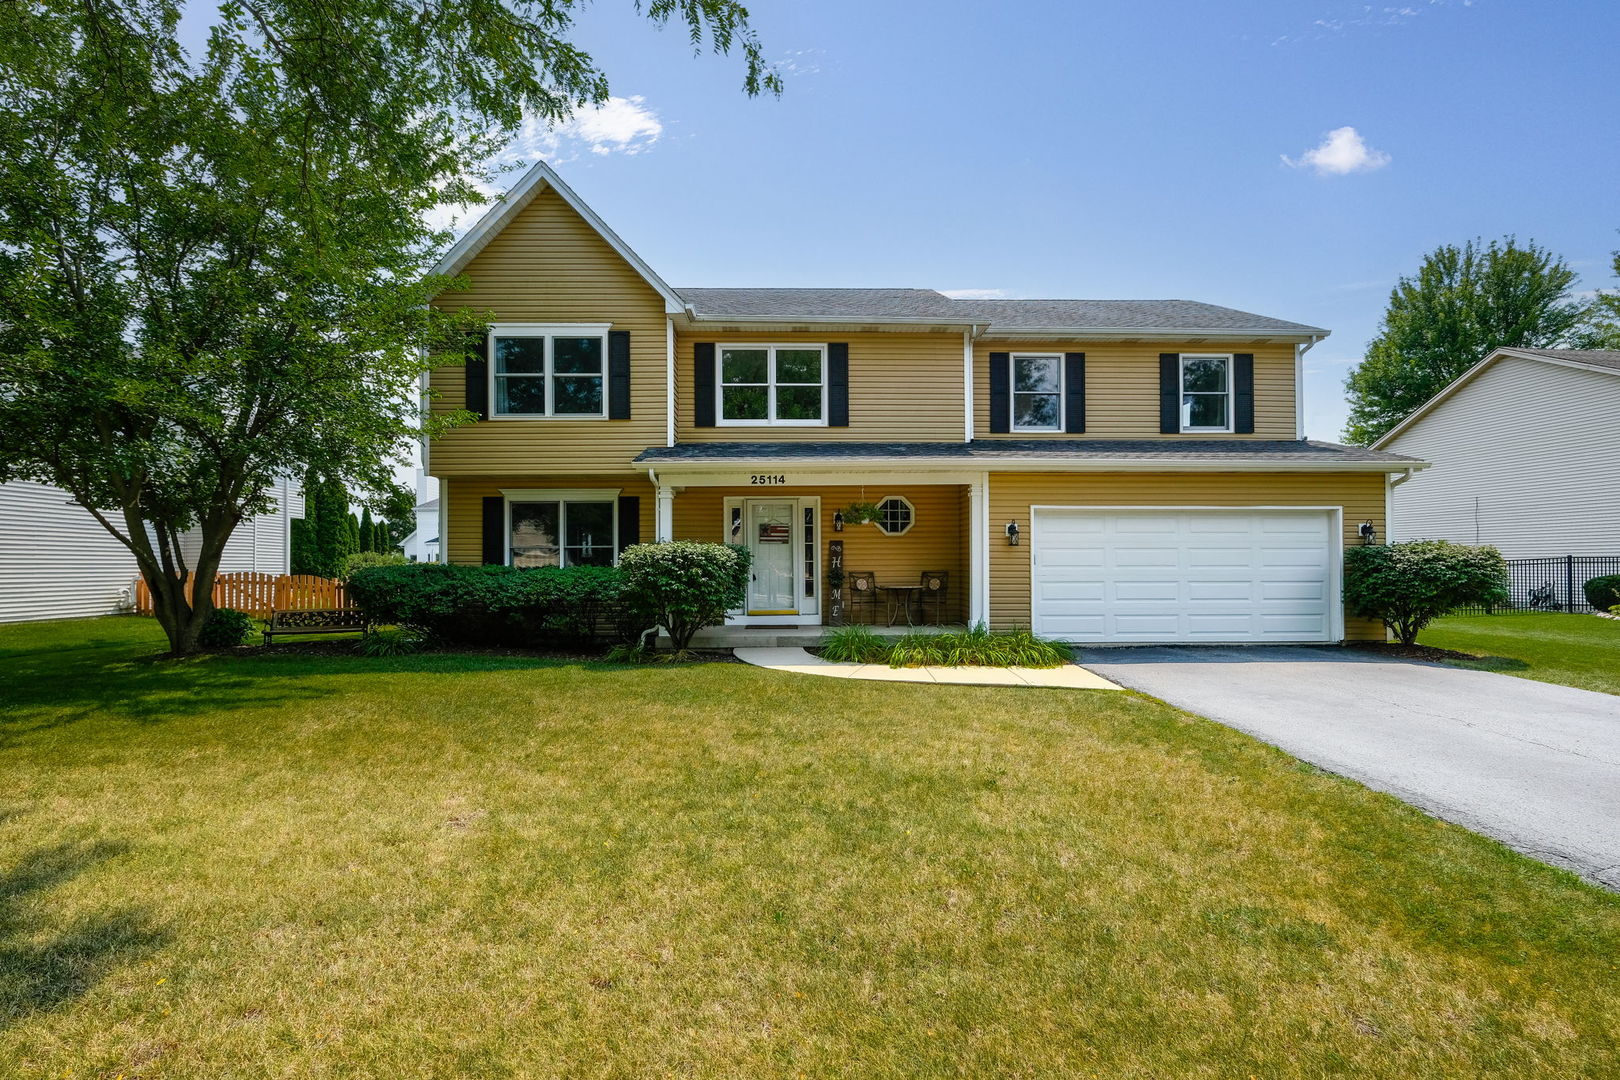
646, 469, 992, 629
680, 622, 971, 649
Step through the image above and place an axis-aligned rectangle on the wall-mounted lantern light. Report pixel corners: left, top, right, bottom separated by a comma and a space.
833, 510, 845, 532
1005, 519, 1020, 546
1358, 520, 1377, 545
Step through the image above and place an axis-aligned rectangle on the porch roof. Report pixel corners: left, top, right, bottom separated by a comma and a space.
636, 439, 1424, 472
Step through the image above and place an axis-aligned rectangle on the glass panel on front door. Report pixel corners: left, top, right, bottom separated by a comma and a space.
747, 500, 797, 615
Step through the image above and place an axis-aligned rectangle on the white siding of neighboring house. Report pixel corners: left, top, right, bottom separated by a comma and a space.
193, 476, 304, 574
0, 477, 305, 624
0, 481, 141, 623
1383, 355, 1620, 557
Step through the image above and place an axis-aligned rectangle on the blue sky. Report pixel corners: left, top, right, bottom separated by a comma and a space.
481, 0, 1619, 440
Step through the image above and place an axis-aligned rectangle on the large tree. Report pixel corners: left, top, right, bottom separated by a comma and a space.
1343, 238, 1588, 444
0, 0, 777, 654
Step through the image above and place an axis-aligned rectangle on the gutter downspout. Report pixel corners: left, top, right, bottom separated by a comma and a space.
1295, 333, 1323, 440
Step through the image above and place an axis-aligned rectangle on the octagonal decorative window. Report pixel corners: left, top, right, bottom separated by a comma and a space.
875, 496, 914, 536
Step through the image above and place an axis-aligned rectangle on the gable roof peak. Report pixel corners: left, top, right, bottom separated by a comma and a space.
431, 160, 684, 314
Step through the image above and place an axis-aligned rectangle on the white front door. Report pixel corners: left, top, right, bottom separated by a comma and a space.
746, 500, 798, 615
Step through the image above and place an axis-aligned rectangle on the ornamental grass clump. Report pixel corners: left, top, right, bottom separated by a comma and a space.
820, 623, 1071, 668
1344, 540, 1509, 645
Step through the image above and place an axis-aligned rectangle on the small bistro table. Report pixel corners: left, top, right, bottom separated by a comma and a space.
879, 583, 926, 627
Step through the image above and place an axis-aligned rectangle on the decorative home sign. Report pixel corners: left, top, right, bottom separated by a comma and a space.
828, 540, 844, 625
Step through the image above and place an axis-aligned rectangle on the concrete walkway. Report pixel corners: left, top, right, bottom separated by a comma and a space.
734, 646, 1122, 690
1086, 646, 1620, 889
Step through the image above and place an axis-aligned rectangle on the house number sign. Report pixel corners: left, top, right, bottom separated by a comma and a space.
749, 474, 789, 485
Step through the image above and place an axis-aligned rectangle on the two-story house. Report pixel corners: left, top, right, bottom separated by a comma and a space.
425, 162, 1423, 643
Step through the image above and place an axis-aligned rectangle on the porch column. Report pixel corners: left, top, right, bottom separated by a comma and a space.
655, 484, 676, 542
969, 473, 989, 627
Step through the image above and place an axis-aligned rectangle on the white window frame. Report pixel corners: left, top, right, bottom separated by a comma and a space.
715, 344, 829, 427
1011, 353, 1064, 433
874, 495, 915, 536
489, 323, 613, 420
1179, 353, 1234, 434
500, 487, 620, 567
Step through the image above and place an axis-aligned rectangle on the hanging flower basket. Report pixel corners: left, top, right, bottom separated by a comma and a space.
837, 501, 881, 526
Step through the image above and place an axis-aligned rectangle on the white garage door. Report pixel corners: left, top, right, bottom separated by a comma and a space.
1031, 508, 1338, 643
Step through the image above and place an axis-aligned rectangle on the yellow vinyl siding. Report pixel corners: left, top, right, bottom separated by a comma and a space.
987, 471, 1386, 640
671, 485, 968, 624
428, 187, 668, 475
444, 475, 655, 565
676, 331, 964, 442
974, 341, 1297, 439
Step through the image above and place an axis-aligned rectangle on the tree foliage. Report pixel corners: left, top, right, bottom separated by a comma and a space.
1343, 541, 1508, 645
0, 0, 777, 654
1344, 238, 1587, 444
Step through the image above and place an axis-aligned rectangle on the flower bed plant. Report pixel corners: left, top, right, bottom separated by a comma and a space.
820, 623, 1071, 668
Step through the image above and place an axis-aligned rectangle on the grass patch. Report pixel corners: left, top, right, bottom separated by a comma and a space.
821, 623, 1072, 668
1418, 612, 1620, 695
1, 616, 1619, 1077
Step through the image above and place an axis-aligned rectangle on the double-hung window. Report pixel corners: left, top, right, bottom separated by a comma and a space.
718, 345, 826, 425
1180, 354, 1232, 432
1012, 354, 1062, 432
492, 324, 610, 418
507, 493, 617, 568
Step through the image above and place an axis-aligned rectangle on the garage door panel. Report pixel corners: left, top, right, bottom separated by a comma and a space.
1032, 509, 1335, 644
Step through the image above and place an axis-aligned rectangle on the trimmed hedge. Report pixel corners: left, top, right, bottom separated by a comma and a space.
346, 563, 642, 647
617, 541, 750, 653
1584, 575, 1620, 612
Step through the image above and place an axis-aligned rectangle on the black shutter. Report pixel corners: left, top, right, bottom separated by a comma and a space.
1233, 353, 1255, 434
617, 495, 641, 552
1063, 352, 1086, 434
693, 343, 716, 427
481, 496, 506, 565
1159, 353, 1180, 434
828, 343, 850, 427
988, 352, 1011, 434
466, 332, 490, 421
608, 330, 631, 420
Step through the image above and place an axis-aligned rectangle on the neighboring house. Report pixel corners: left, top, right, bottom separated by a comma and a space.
423, 161, 1423, 644
0, 476, 304, 623
399, 467, 441, 563
1372, 348, 1620, 558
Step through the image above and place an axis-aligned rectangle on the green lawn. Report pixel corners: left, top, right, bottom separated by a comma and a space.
1418, 612, 1620, 695
2, 618, 1618, 1078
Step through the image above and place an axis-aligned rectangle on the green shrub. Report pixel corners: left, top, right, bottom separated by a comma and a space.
1584, 575, 1620, 612
819, 624, 889, 663
1344, 540, 1509, 645
617, 541, 750, 653
819, 623, 1071, 668
198, 607, 257, 648
345, 562, 634, 647
338, 550, 408, 580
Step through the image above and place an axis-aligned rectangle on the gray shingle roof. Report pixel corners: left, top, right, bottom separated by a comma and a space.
672, 288, 1326, 335
636, 439, 1418, 464
951, 299, 1325, 334
676, 288, 967, 321
1506, 348, 1620, 372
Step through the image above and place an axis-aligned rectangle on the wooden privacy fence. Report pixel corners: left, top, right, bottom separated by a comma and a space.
134, 573, 354, 617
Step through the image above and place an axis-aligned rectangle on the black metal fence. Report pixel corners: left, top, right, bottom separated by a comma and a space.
1451, 555, 1620, 615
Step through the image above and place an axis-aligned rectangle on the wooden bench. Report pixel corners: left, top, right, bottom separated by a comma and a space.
262, 608, 367, 643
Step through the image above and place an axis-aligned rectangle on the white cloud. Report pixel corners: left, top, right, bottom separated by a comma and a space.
940, 288, 1011, 300
1271, 1, 1473, 46
509, 95, 664, 163
1283, 127, 1391, 176
775, 48, 826, 78
424, 96, 665, 237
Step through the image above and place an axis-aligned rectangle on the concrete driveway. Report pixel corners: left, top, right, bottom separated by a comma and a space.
1083, 647, 1620, 889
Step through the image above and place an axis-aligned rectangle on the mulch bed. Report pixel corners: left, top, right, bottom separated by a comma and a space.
211, 640, 741, 664
1342, 641, 1482, 664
